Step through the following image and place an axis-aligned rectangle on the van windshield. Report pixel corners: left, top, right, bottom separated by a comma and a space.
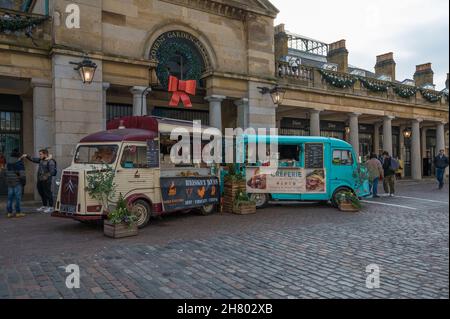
75, 145, 119, 164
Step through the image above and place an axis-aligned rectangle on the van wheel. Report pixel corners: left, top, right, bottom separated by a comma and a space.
331, 187, 353, 208
250, 193, 270, 209
131, 200, 151, 229
200, 204, 216, 216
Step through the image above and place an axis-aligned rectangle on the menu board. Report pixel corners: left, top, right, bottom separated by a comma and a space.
147, 140, 160, 168
305, 143, 324, 169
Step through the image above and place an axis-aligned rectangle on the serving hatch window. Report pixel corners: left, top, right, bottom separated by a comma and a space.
121, 146, 149, 169
74, 145, 119, 164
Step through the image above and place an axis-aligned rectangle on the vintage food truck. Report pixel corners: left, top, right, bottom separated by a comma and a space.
240, 135, 370, 208
53, 116, 220, 228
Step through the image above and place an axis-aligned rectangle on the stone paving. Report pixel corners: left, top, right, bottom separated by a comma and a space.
0, 181, 448, 299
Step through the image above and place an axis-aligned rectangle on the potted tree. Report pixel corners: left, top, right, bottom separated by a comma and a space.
223, 164, 247, 213
86, 165, 138, 238
233, 190, 256, 215
103, 194, 139, 239
336, 191, 362, 212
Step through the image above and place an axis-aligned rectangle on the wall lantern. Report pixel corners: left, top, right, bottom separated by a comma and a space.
70, 55, 97, 84
345, 126, 351, 134
258, 85, 286, 105
403, 128, 412, 139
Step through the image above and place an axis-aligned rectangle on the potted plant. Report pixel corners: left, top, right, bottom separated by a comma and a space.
233, 190, 256, 215
103, 194, 139, 239
223, 164, 246, 213
336, 191, 362, 212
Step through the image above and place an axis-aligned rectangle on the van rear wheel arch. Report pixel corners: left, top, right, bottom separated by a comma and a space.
130, 199, 151, 229
331, 186, 355, 208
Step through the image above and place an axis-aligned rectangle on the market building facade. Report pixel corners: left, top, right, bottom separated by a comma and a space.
0, 0, 448, 198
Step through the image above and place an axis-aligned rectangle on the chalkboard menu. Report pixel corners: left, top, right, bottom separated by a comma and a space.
305, 143, 324, 169
147, 140, 160, 168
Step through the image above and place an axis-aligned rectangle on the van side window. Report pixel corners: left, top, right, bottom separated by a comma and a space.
121, 146, 148, 169
332, 150, 353, 166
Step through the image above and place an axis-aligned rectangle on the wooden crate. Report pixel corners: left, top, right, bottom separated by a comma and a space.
233, 202, 256, 215
338, 202, 360, 213
104, 221, 138, 239
223, 181, 246, 213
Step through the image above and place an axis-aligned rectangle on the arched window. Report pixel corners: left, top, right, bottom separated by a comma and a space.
151, 31, 208, 89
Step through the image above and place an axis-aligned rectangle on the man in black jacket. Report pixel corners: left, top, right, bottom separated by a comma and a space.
21, 149, 57, 213
434, 149, 449, 190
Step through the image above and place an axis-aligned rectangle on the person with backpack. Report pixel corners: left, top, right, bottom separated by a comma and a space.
434, 149, 449, 190
21, 149, 57, 213
1, 150, 26, 218
382, 151, 399, 197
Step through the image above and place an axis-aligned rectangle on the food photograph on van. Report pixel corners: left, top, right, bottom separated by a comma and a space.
0, 0, 448, 310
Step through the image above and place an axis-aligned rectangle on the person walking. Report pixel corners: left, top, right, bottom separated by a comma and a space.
21, 149, 57, 213
1, 150, 26, 218
382, 151, 398, 197
366, 153, 384, 198
434, 149, 449, 190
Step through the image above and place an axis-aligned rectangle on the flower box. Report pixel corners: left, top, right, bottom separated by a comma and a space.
233, 202, 256, 215
338, 202, 360, 212
104, 220, 138, 239
223, 180, 246, 213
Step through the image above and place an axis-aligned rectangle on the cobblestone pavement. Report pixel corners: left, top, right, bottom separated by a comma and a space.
0, 181, 448, 299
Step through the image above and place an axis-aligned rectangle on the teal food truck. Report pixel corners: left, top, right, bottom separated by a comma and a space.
239, 135, 370, 208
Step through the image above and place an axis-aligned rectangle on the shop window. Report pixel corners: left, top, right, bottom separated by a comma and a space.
332, 150, 353, 166
121, 146, 148, 169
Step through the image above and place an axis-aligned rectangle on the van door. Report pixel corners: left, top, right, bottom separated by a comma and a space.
329, 149, 357, 194
114, 143, 155, 200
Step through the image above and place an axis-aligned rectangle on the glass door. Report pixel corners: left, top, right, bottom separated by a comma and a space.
0, 111, 22, 195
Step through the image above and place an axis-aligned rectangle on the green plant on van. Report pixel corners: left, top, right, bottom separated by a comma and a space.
86, 164, 117, 213
224, 163, 245, 183
353, 163, 370, 189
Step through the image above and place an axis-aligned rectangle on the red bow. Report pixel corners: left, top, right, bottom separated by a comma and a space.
168, 76, 197, 108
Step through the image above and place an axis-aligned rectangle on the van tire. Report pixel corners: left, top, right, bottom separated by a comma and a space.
331, 187, 353, 208
199, 204, 216, 216
250, 193, 270, 209
131, 200, 151, 229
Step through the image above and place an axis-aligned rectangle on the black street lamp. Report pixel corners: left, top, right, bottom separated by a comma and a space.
403, 128, 412, 139
70, 55, 98, 84
258, 85, 286, 105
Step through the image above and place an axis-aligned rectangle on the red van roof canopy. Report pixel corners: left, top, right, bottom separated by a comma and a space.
80, 129, 157, 143
107, 116, 159, 132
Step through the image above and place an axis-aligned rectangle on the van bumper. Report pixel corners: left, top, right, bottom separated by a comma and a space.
52, 211, 105, 221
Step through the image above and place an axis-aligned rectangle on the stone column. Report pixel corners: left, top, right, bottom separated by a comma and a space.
102, 83, 110, 130
399, 125, 406, 178
310, 109, 321, 137
31, 78, 53, 200
411, 119, 423, 180
20, 96, 36, 197
130, 86, 150, 116
436, 122, 446, 155
206, 95, 226, 131
383, 116, 395, 156
235, 98, 249, 129
421, 127, 428, 159
374, 122, 381, 156
349, 113, 360, 160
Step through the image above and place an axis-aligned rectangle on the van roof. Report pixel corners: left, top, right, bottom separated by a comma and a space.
80, 129, 157, 143
243, 135, 353, 148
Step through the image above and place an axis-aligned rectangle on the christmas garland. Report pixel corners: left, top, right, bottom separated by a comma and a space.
420, 89, 442, 103
392, 85, 417, 99
319, 69, 357, 89
358, 77, 389, 93
0, 14, 48, 34
156, 41, 203, 89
